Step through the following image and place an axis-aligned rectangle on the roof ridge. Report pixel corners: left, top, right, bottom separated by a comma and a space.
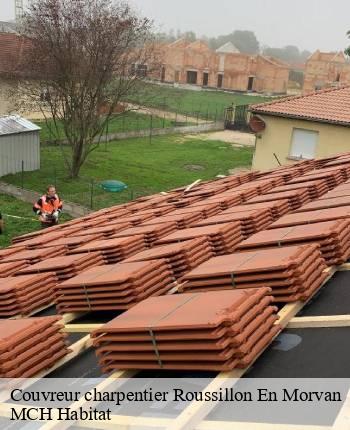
251, 85, 350, 110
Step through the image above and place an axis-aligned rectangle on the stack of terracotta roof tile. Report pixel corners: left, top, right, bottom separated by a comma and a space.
54, 260, 175, 312
287, 170, 344, 189
236, 219, 350, 266
10, 231, 64, 250
318, 182, 350, 199
39, 233, 104, 251
0, 246, 25, 261
17, 252, 105, 281
295, 196, 350, 212
70, 223, 132, 239
268, 207, 350, 229
167, 195, 204, 208
0, 317, 69, 377
180, 245, 327, 302
266, 179, 329, 200
69, 236, 146, 264
124, 237, 214, 279
171, 202, 223, 218
0, 246, 66, 265
315, 166, 350, 181
323, 157, 350, 169
131, 206, 173, 217
194, 209, 273, 238
156, 222, 243, 255
0, 261, 28, 277
0, 273, 58, 317
204, 193, 242, 209
223, 200, 290, 220
106, 213, 155, 227
246, 189, 311, 210
229, 185, 260, 202
141, 211, 204, 229
315, 156, 339, 169
91, 289, 281, 372
111, 222, 178, 247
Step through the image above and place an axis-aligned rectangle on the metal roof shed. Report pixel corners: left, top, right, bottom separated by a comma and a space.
0, 115, 41, 177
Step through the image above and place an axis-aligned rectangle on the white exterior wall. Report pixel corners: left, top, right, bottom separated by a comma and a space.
0, 131, 40, 177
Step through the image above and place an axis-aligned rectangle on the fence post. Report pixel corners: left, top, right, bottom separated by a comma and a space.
175, 112, 178, 126
215, 106, 218, 123
163, 113, 165, 128
21, 160, 24, 189
90, 179, 94, 209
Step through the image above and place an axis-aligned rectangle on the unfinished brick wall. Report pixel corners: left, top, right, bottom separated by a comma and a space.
154, 39, 289, 95
303, 51, 350, 93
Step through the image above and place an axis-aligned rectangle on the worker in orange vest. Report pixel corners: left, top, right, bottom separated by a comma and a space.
33, 185, 63, 228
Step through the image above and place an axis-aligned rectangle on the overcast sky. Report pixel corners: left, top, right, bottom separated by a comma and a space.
1, 0, 350, 52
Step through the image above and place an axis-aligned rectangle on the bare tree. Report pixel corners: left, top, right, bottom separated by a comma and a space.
12, 0, 156, 178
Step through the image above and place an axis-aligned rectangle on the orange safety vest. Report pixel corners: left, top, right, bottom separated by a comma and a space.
35, 194, 62, 213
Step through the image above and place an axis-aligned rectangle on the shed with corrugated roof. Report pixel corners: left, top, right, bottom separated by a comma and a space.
0, 115, 41, 177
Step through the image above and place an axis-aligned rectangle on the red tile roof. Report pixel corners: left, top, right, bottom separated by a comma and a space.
251, 86, 350, 126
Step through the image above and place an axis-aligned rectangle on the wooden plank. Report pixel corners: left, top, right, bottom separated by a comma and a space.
184, 179, 201, 193
62, 312, 87, 324
338, 263, 350, 271
64, 323, 103, 333
288, 315, 350, 329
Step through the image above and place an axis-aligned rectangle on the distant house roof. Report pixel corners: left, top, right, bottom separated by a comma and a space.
0, 116, 41, 136
250, 86, 350, 127
216, 42, 240, 54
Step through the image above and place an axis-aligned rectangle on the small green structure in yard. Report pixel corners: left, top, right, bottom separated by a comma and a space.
100, 180, 127, 193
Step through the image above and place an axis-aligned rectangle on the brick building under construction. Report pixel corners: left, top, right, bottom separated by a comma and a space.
154, 39, 290, 95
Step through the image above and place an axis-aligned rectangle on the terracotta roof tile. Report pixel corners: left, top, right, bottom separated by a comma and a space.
251, 86, 350, 126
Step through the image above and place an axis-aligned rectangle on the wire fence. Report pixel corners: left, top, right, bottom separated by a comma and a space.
37, 109, 220, 145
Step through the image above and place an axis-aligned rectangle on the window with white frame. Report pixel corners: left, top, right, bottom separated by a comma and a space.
289, 128, 319, 159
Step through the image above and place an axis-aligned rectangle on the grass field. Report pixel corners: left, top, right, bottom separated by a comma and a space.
36, 111, 183, 142
3, 134, 254, 209
0, 194, 71, 248
126, 82, 274, 120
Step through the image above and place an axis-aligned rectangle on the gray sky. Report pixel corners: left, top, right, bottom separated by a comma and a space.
1, 0, 350, 52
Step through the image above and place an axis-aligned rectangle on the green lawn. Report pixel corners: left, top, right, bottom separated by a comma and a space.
35, 111, 186, 142
0, 194, 71, 247
126, 82, 274, 120
3, 134, 254, 210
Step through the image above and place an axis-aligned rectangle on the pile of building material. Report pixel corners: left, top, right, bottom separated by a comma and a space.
204, 193, 242, 210
168, 202, 222, 218
55, 260, 175, 312
69, 236, 146, 264
111, 222, 178, 247
69, 222, 132, 238
141, 211, 204, 229
0, 261, 28, 277
156, 222, 243, 255
194, 209, 273, 238
39, 233, 104, 251
124, 237, 214, 279
0, 246, 66, 265
287, 170, 344, 189
0, 317, 69, 377
295, 196, 350, 212
266, 179, 329, 200
268, 207, 350, 229
222, 201, 290, 220
237, 219, 350, 265
0, 273, 58, 317
17, 252, 105, 281
246, 189, 311, 210
91, 289, 280, 372
180, 245, 327, 302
